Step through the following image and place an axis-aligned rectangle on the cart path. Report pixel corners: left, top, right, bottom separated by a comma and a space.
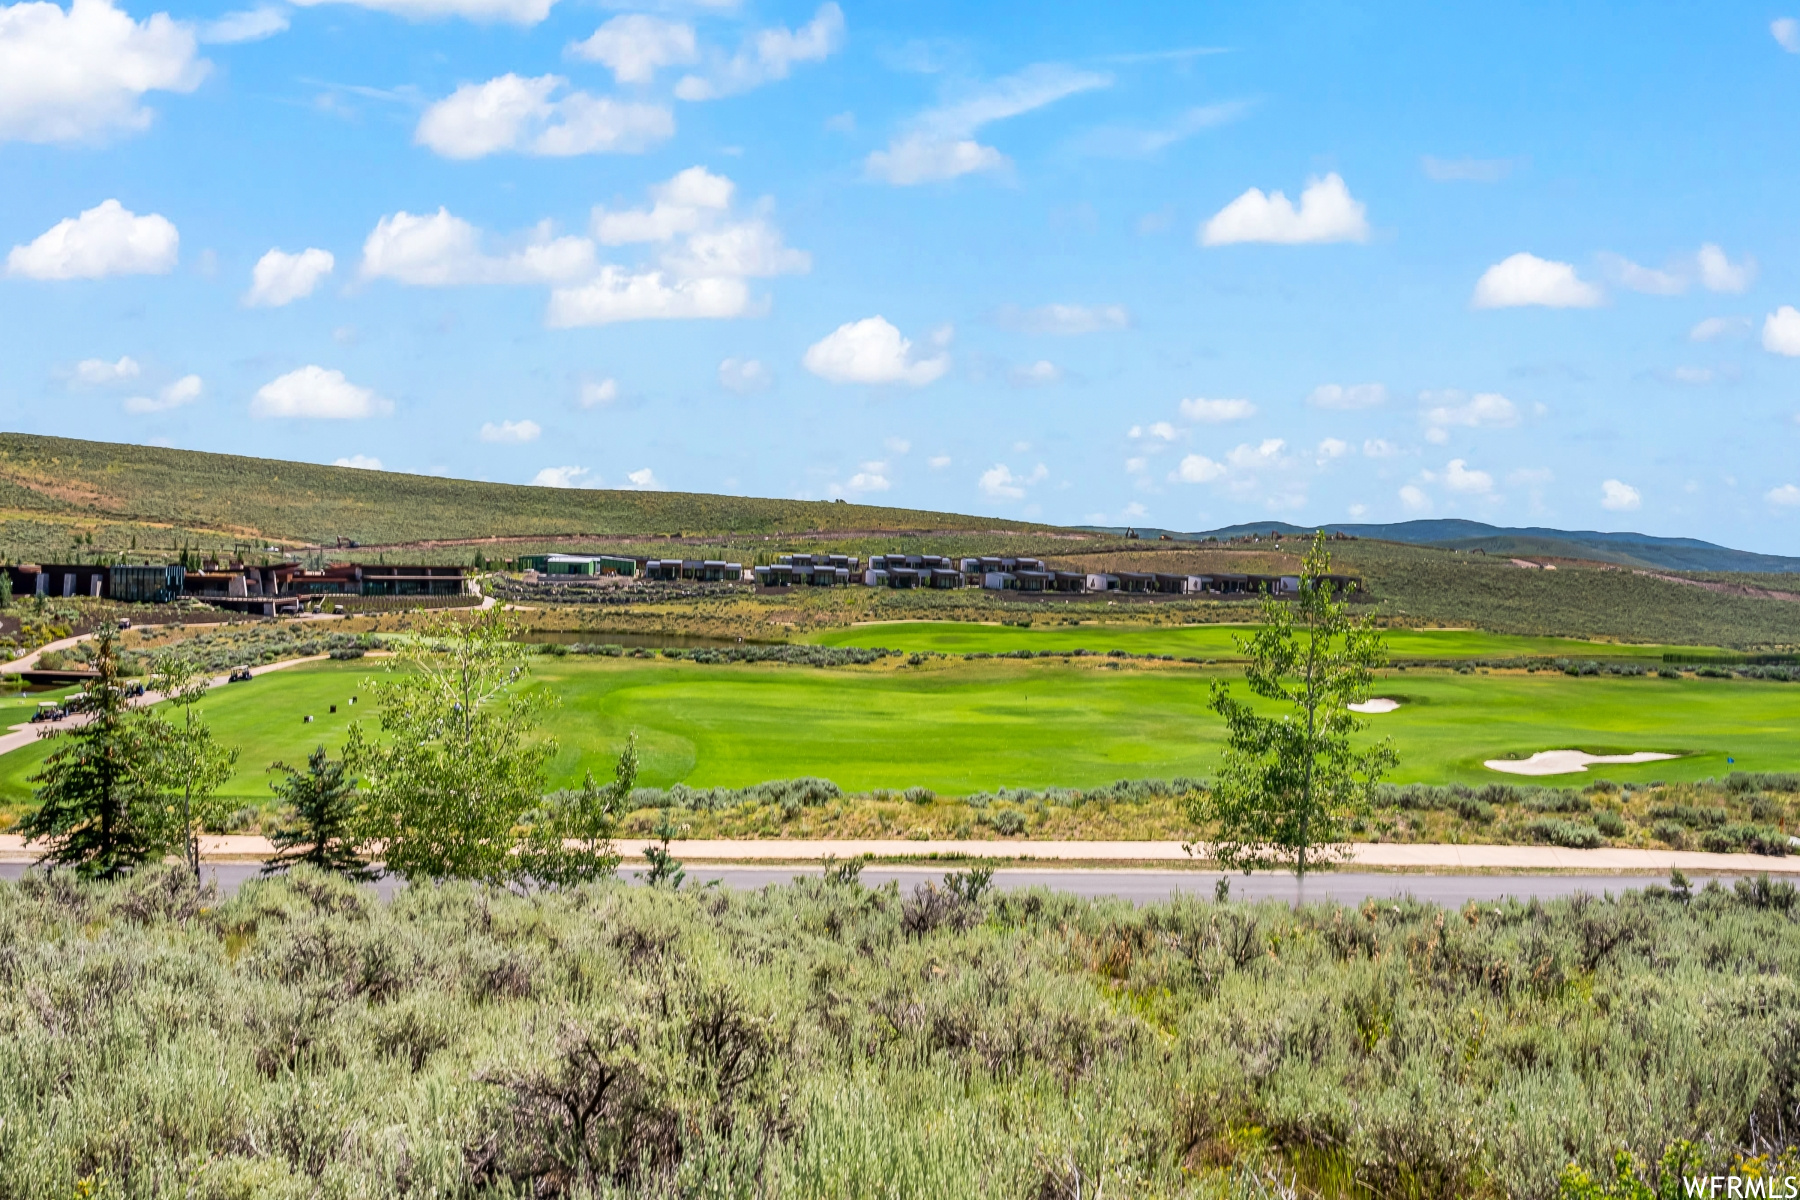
0, 861, 1757, 905
0, 833, 1793, 875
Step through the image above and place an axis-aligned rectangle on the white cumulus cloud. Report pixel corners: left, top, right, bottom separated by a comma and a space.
251, 365, 391, 419
661, 217, 809, 279
532, 465, 596, 488
334, 454, 383, 470
568, 14, 695, 85
1199, 173, 1368, 246
245, 246, 333, 306
978, 462, 1047, 500
0, 0, 206, 144
593, 165, 733, 244
1600, 479, 1641, 512
1429, 458, 1493, 494
1421, 390, 1519, 442
72, 354, 139, 384
1171, 454, 1225, 483
361, 168, 802, 329
1178, 396, 1255, 423
6, 199, 177, 279
480, 418, 540, 443
836, 461, 890, 495
623, 467, 661, 490
1600, 243, 1755, 297
548, 166, 803, 326
803, 316, 948, 386
1399, 484, 1431, 513
718, 357, 772, 393
359, 208, 595, 286
675, 2, 843, 101
1774, 17, 1800, 51
123, 372, 200, 413
578, 378, 618, 407
1471, 252, 1602, 309
865, 136, 1006, 186
1697, 243, 1756, 293
1768, 483, 1800, 508
415, 74, 672, 159
1765, 307, 1800, 357
548, 269, 750, 327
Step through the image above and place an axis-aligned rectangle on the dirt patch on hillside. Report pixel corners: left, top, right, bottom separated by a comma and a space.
1635, 571, 1800, 603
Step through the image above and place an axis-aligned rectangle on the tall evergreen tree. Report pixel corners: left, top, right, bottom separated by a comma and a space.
18, 631, 170, 878
264, 745, 372, 880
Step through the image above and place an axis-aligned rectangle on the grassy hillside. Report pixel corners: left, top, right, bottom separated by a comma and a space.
1102, 518, 1800, 572
0, 433, 1047, 556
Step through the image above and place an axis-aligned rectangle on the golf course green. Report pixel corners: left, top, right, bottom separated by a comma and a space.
810, 621, 1711, 662
0, 654, 1792, 809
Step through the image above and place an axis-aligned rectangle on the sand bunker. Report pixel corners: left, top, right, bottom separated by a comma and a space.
1485, 750, 1678, 776
1349, 698, 1401, 714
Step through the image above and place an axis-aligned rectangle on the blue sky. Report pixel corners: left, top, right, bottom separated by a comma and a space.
3, 0, 1799, 550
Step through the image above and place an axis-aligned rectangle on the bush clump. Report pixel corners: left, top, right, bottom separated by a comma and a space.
1526, 818, 1604, 848
12, 866, 1800, 1196
1700, 824, 1790, 856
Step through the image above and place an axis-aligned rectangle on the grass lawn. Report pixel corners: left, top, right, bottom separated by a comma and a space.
810, 620, 1710, 661
1, 657, 1795, 814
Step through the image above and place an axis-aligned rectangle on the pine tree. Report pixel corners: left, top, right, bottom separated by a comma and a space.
18, 630, 172, 877
264, 745, 372, 879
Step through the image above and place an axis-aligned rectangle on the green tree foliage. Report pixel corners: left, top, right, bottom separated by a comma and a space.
263, 745, 372, 880
17, 631, 170, 877
1194, 531, 1397, 876
147, 655, 238, 881
348, 608, 553, 884
517, 733, 636, 888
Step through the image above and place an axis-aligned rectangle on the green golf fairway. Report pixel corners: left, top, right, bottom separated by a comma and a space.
810, 621, 1709, 662
0, 657, 1792, 808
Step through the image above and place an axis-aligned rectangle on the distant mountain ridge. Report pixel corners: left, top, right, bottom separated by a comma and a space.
1079, 519, 1800, 574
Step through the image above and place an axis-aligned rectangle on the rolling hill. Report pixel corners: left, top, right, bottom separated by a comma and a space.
1085, 518, 1800, 574
0, 433, 1046, 555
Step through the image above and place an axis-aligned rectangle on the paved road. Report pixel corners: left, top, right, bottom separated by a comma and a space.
0, 861, 1704, 905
